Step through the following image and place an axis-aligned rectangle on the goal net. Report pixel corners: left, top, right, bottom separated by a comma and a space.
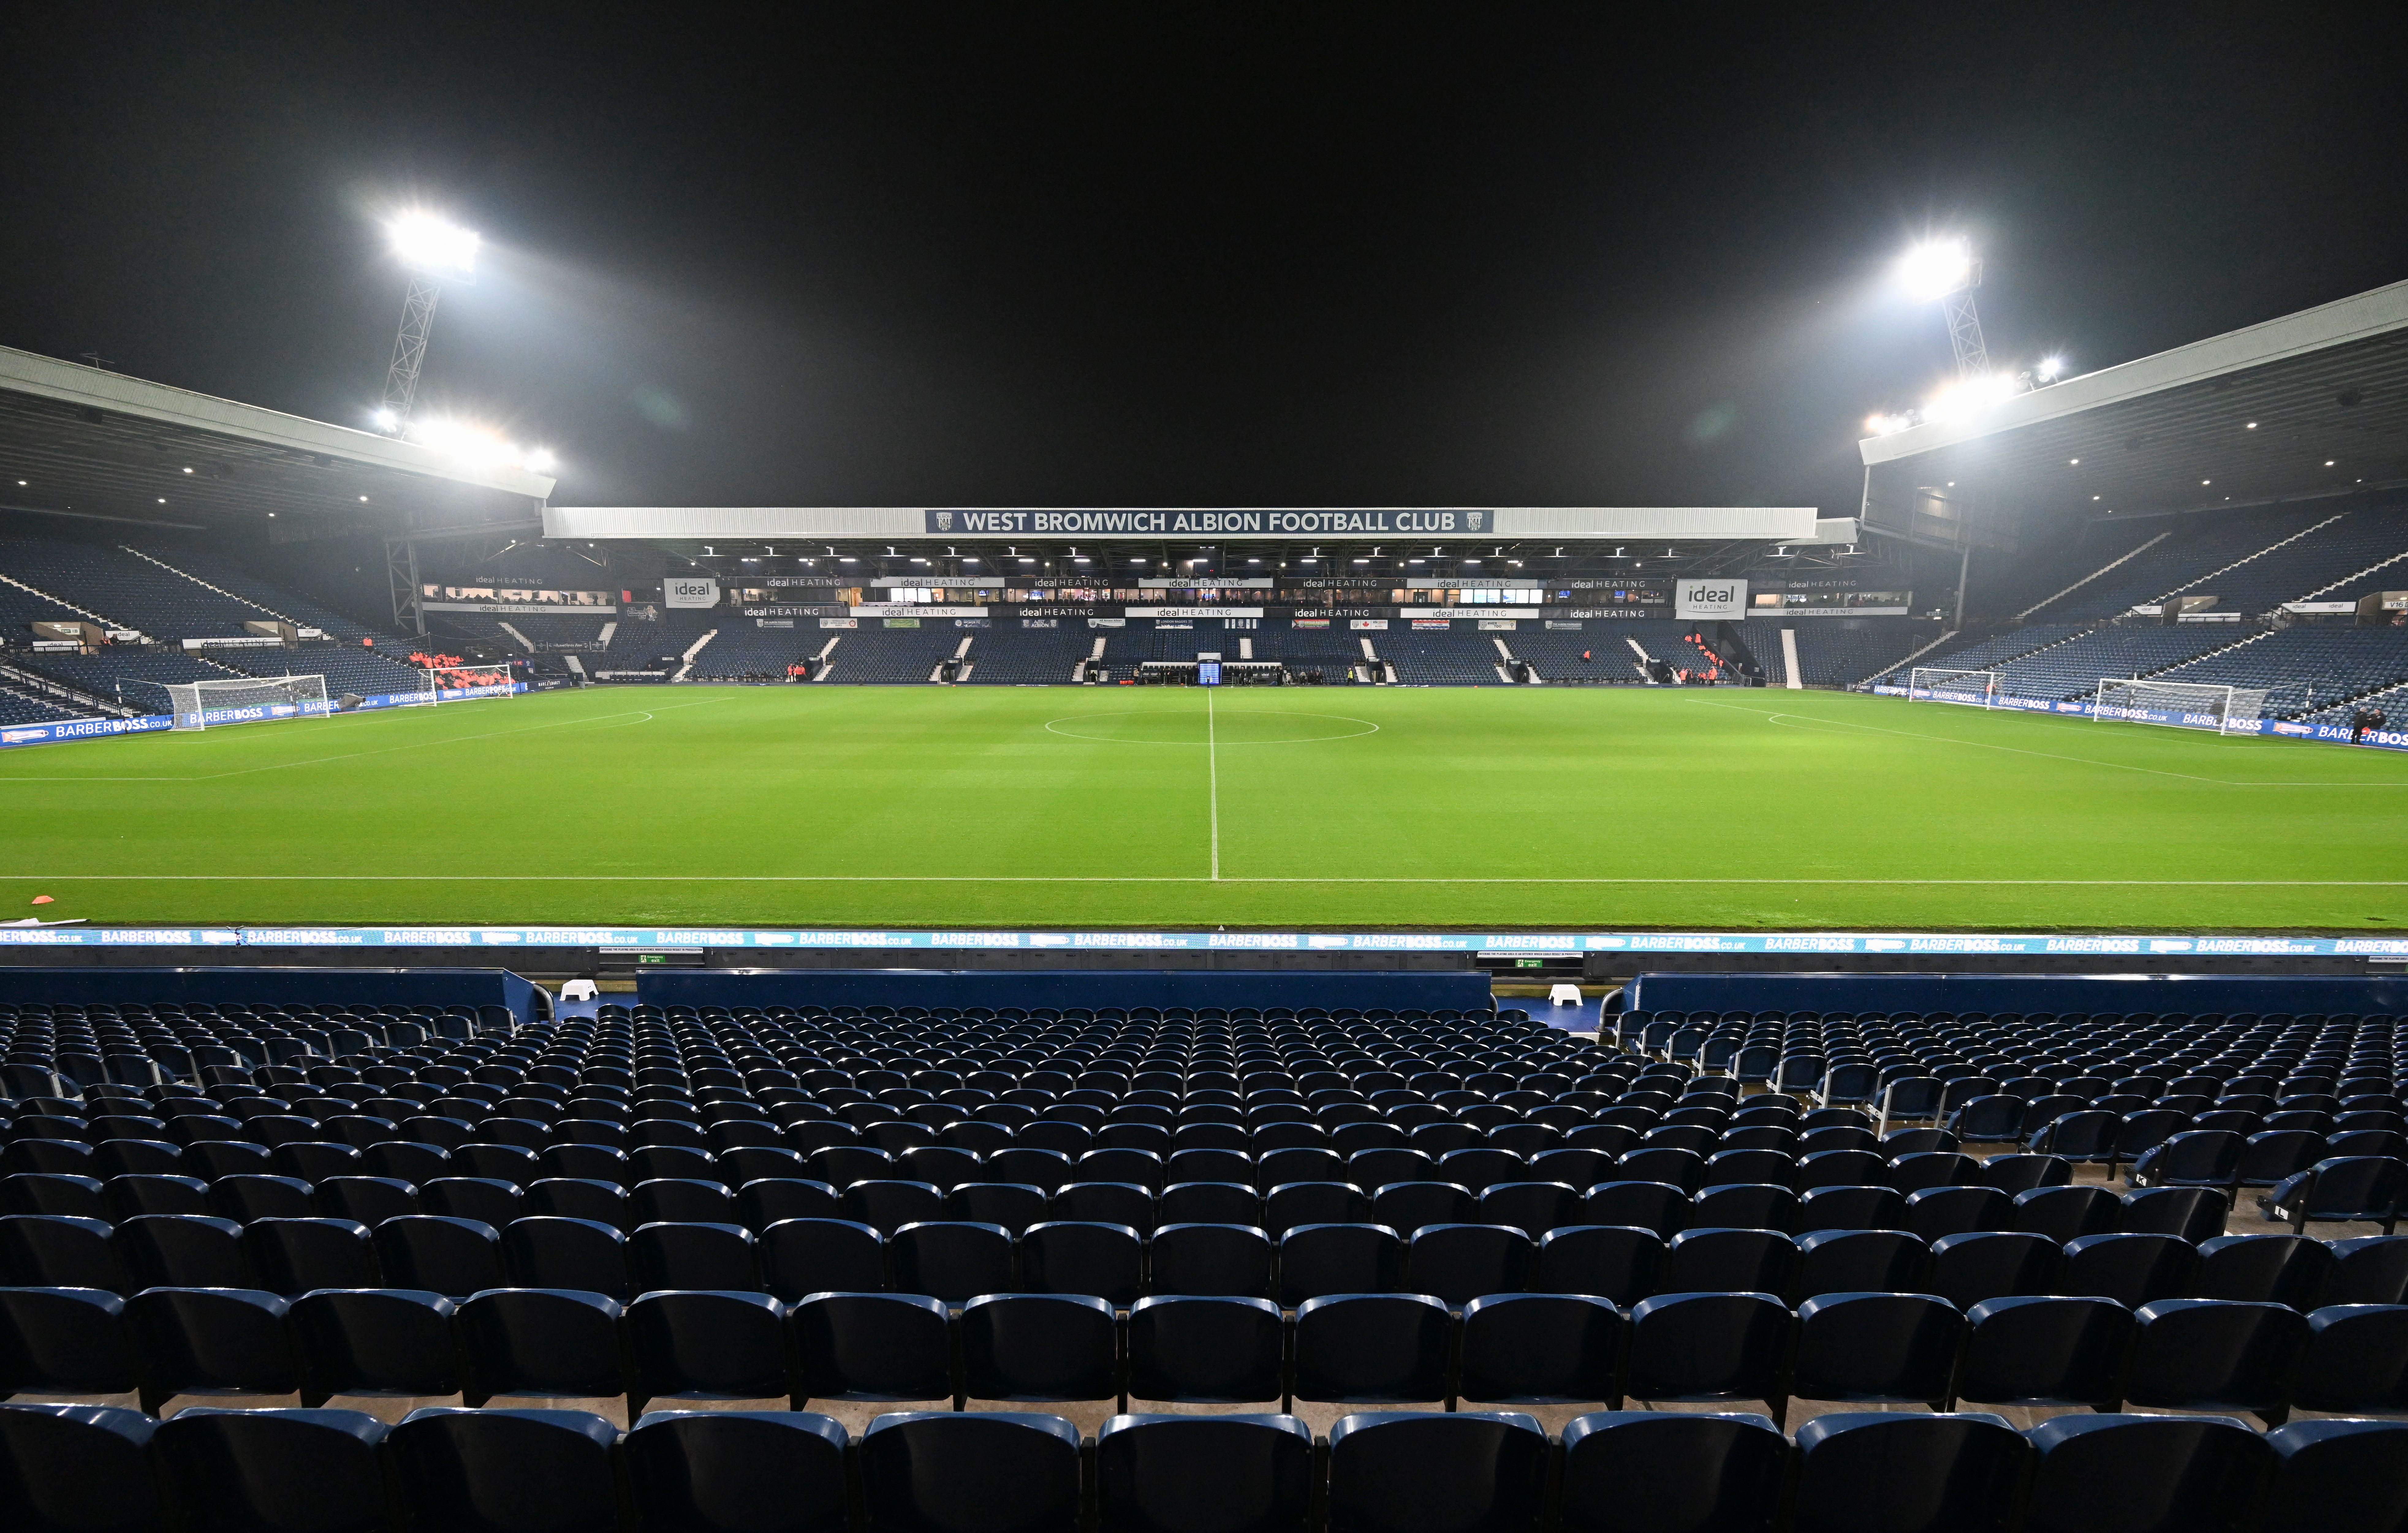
428, 664, 520, 703
1908, 668, 2006, 706
2093, 677, 2269, 734
157, 674, 331, 731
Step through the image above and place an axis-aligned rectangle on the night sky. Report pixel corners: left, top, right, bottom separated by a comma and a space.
2, 4, 2403, 518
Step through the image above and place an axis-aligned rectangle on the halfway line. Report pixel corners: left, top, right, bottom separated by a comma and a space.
1206, 688, 1220, 880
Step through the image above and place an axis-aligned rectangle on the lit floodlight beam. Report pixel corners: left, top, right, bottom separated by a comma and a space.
389, 214, 480, 276
1897, 239, 1973, 302
376, 214, 480, 434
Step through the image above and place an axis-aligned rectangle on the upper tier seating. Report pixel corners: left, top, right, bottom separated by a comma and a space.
2188, 510, 2408, 615
134, 541, 390, 642
0, 539, 279, 640
2051, 509, 2330, 621
2145, 626, 2408, 715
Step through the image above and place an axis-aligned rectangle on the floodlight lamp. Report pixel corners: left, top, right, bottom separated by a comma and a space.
2035, 355, 2066, 381
1898, 239, 1974, 301
371, 407, 400, 432
388, 214, 480, 276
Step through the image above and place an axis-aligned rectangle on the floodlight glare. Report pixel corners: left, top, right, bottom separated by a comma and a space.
1898, 238, 1974, 302
400, 415, 558, 475
1921, 371, 2017, 423
2035, 355, 2066, 381
389, 214, 480, 275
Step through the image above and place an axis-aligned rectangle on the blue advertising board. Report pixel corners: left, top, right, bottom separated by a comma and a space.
1871, 683, 2408, 751
0, 923, 2399, 957
0, 683, 527, 751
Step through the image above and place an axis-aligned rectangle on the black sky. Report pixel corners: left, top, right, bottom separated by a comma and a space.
2, 3, 2404, 518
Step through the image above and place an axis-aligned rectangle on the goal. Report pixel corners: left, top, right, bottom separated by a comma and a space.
1908, 668, 2005, 706
427, 664, 521, 704
158, 674, 331, 731
2093, 677, 2269, 734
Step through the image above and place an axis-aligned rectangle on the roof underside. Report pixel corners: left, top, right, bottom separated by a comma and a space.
1861, 279, 2408, 537
0, 346, 552, 543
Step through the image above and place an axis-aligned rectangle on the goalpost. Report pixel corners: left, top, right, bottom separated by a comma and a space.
426, 663, 521, 704
1907, 667, 2005, 706
2093, 677, 2270, 734
156, 674, 332, 731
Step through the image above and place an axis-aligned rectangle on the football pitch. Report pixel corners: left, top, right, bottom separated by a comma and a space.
2, 683, 2405, 933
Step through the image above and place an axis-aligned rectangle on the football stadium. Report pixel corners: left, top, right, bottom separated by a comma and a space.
2, 11, 2407, 1532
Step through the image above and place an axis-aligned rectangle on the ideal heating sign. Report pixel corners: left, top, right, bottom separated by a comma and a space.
1674, 578, 1749, 620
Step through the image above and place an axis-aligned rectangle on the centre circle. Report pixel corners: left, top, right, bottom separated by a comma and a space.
1044, 710, 1380, 745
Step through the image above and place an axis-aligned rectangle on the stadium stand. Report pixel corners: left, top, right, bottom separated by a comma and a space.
0, 687, 84, 727
1504, 627, 1642, 682
1, 982, 2404, 1531
1877, 499, 2408, 714
963, 625, 1097, 685
685, 623, 818, 683
2, 990, 2400, 1419
1253, 626, 1375, 680
213, 649, 430, 700
0, 538, 281, 642
121, 542, 387, 644
1759, 619, 1929, 688
0, 532, 447, 711
2140, 627, 2408, 716
1381, 630, 1519, 685
814, 623, 971, 685
2034, 509, 2332, 623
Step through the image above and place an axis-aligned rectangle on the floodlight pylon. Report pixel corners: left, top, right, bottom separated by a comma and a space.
379, 274, 443, 432
1942, 282, 1991, 380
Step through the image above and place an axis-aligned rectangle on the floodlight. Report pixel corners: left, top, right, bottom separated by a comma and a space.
2035, 355, 2065, 381
1898, 239, 1974, 301
389, 214, 480, 276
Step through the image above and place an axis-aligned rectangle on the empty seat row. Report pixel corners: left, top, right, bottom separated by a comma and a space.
10, 1198, 2408, 1309
6, 1379, 2406, 1533
8, 1285, 2407, 1434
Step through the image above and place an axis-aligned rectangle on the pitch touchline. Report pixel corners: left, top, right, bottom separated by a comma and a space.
0, 695, 734, 783
10, 875, 2407, 886
1697, 697, 2407, 785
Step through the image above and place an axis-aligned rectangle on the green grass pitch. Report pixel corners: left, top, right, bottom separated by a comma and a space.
2, 683, 2404, 932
